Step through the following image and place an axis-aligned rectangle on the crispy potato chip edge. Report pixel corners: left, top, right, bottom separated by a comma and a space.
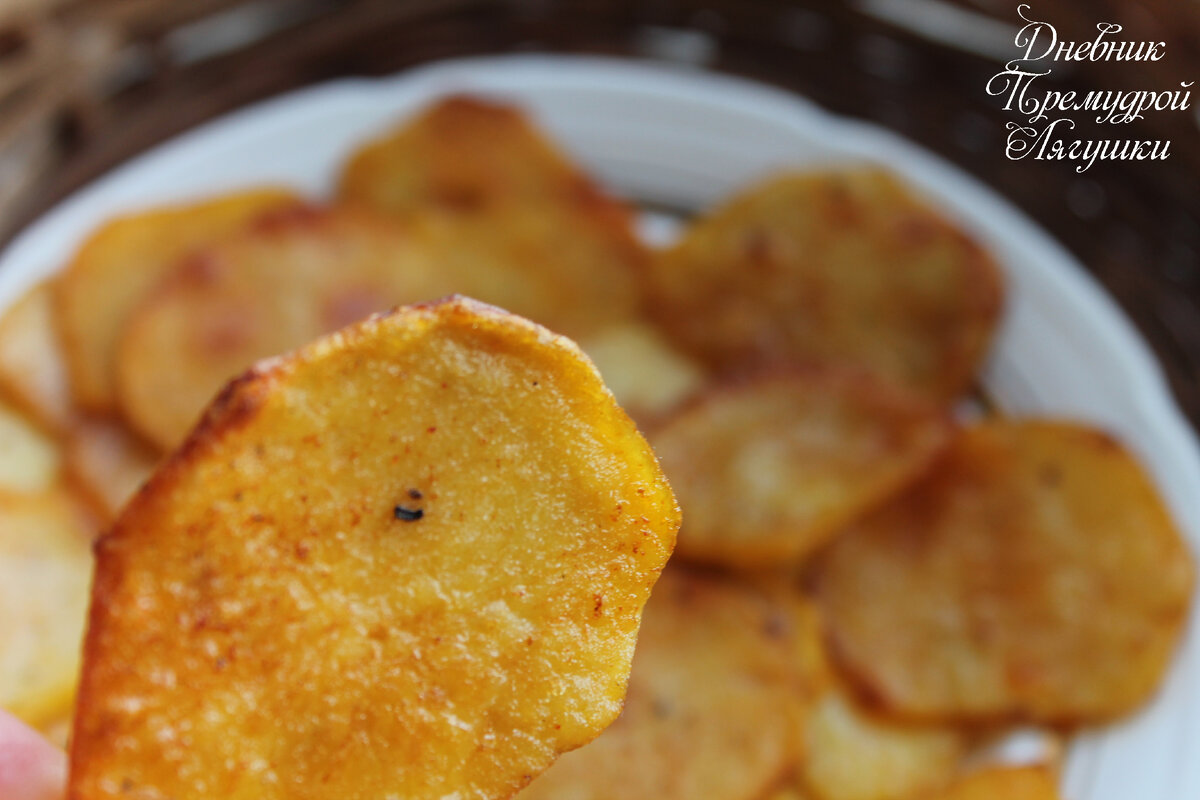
68, 295, 681, 800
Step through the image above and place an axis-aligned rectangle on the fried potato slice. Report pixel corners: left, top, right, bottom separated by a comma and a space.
55, 187, 300, 412
648, 170, 1004, 401
924, 767, 1060, 800
817, 419, 1196, 724
421, 208, 646, 340
0, 490, 93, 727
763, 589, 963, 800
64, 419, 159, 522
116, 205, 456, 450
70, 296, 680, 800
519, 567, 819, 800
758, 777, 816, 800
579, 320, 706, 424
800, 686, 965, 800
338, 95, 645, 339
0, 398, 61, 493
0, 282, 75, 434
650, 370, 950, 568
340, 95, 593, 213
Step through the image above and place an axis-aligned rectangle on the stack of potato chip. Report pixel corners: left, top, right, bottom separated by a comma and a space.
0, 95, 1192, 800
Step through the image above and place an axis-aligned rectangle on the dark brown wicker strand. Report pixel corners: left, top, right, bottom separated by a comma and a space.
2, 0, 1198, 426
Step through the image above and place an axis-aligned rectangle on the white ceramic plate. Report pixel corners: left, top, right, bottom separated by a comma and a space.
1, 54, 1197, 799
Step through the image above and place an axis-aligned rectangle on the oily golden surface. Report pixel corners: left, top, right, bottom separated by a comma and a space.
116, 205, 456, 450
0, 398, 61, 493
650, 370, 950, 568
64, 419, 160, 523
519, 567, 819, 800
0, 282, 75, 434
817, 420, 1195, 724
338, 96, 645, 339
760, 594, 962, 800
648, 170, 1003, 401
800, 686, 964, 800
340, 96, 588, 212
0, 490, 94, 728
924, 767, 1060, 800
70, 297, 679, 800
55, 188, 300, 412
758, 781, 816, 800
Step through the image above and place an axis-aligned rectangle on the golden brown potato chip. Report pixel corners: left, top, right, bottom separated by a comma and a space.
55, 187, 300, 412
648, 170, 1003, 401
338, 95, 645, 339
0, 490, 93, 727
70, 296, 679, 800
924, 767, 1060, 800
650, 370, 950, 568
579, 320, 706, 424
760, 589, 963, 800
519, 567, 819, 800
0, 282, 75, 434
422, 208, 646, 340
757, 777, 816, 800
340, 95, 593, 213
800, 686, 965, 800
817, 419, 1195, 724
64, 419, 160, 522
0, 398, 61, 493
116, 205, 455, 450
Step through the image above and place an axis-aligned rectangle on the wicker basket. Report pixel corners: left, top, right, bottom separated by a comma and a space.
2, 0, 1198, 423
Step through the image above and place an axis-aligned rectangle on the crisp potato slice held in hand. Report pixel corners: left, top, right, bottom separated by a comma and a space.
519, 568, 819, 800
116, 205, 455, 450
817, 420, 1195, 724
0, 490, 94, 728
55, 187, 300, 412
650, 370, 950, 568
70, 297, 680, 800
648, 170, 1003, 401
338, 96, 645, 339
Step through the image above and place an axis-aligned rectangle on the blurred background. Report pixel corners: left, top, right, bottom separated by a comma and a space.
1, 0, 1197, 423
